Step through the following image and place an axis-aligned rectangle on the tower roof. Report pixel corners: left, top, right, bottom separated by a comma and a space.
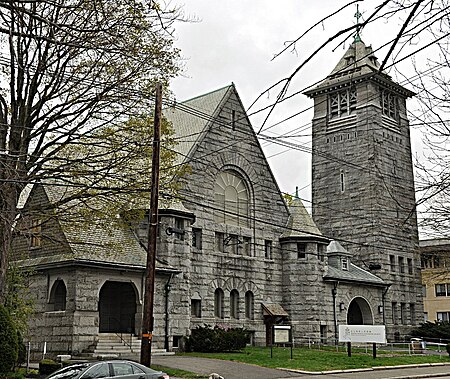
280, 196, 328, 242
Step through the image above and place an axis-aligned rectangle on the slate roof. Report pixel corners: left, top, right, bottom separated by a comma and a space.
164, 85, 232, 164
17, 182, 178, 273
280, 197, 328, 241
323, 240, 385, 286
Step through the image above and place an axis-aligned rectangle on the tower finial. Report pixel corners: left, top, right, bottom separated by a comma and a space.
295, 186, 299, 199
354, 4, 362, 42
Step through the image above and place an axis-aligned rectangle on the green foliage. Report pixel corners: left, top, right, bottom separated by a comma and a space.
185, 324, 250, 353
39, 359, 61, 375
0, 304, 19, 374
4, 265, 34, 334
411, 321, 450, 340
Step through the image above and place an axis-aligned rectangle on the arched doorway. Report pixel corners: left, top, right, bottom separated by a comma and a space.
347, 297, 373, 325
99, 281, 137, 333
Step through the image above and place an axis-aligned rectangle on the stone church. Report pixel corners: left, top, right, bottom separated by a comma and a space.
11, 37, 423, 359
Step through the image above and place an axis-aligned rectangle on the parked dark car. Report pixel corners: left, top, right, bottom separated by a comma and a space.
46, 360, 169, 379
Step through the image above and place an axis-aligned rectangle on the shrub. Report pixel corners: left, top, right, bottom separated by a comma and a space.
39, 359, 61, 375
0, 304, 19, 374
411, 321, 450, 340
185, 324, 249, 353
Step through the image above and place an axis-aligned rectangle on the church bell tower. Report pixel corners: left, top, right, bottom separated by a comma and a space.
304, 38, 423, 337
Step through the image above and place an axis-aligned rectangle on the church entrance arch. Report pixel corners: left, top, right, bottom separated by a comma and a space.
99, 281, 137, 333
347, 297, 373, 325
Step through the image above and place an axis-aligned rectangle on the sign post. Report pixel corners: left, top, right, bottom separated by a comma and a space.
272, 325, 293, 359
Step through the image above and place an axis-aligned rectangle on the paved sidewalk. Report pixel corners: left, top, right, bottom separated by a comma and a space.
152, 356, 450, 379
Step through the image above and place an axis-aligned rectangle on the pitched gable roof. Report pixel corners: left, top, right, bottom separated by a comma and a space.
164, 85, 232, 164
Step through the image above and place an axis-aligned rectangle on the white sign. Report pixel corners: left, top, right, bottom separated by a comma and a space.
339, 325, 386, 344
273, 325, 291, 344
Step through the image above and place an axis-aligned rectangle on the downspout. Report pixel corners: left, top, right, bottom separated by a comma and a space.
164, 274, 174, 351
332, 282, 338, 344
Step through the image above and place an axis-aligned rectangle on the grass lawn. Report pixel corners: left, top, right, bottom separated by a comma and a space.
177, 346, 450, 372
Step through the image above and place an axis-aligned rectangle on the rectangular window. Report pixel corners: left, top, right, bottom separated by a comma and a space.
437, 312, 450, 322
410, 303, 416, 325
318, 244, 325, 261
297, 243, 306, 259
192, 228, 202, 249
231, 109, 236, 130
341, 257, 348, 271
329, 87, 357, 119
424, 312, 428, 322
340, 171, 345, 192
242, 236, 251, 256
392, 302, 398, 324
215, 232, 224, 252
227, 234, 239, 255
174, 218, 184, 240
390, 255, 396, 272
398, 257, 404, 273
30, 219, 42, 247
407, 258, 413, 274
265, 240, 272, 259
191, 299, 201, 318
400, 303, 406, 324
435, 284, 448, 297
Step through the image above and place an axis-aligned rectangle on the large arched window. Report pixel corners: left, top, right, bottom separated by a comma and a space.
214, 170, 249, 227
214, 288, 224, 319
230, 289, 239, 319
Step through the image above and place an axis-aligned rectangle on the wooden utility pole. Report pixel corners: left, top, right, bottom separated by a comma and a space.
140, 83, 162, 367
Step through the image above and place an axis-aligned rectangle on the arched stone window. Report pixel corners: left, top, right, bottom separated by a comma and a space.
214, 170, 249, 227
214, 288, 224, 319
230, 289, 239, 319
245, 291, 254, 319
49, 279, 66, 311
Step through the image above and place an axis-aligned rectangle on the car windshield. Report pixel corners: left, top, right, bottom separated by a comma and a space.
47, 364, 90, 379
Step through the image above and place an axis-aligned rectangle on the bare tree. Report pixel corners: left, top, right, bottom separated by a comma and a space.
0, 0, 184, 302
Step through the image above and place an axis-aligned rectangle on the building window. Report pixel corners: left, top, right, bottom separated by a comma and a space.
30, 219, 42, 248
318, 244, 325, 261
231, 109, 236, 130
215, 232, 224, 252
245, 291, 254, 319
214, 170, 250, 227
400, 303, 406, 324
424, 312, 428, 322
192, 228, 202, 249
340, 170, 345, 192
435, 283, 450, 297
380, 89, 398, 120
407, 258, 413, 274
422, 285, 427, 297
297, 243, 306, 259
392, 302, 398, 324
242, 237, 251, 256
49, 279, 66, 311
341, 257, 349, 271
437, 312, 450, 322
226, 234, 239, 255
230, 289, 239, 319
410, 303, 416, 325
191, 299, 201, 318
390, 255, 396, 272
214, 288, 224, 318
329, 87, 357, 119
173, 218, 185, 240
265, 240, 272, 259
398, 257, 404, 273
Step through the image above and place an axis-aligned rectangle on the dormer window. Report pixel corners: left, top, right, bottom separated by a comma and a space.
342, 257, 349, 270
329, 87, 357, 119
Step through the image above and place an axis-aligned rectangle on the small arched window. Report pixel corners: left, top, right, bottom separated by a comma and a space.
230, 290, 239, 319
49, 279, 67, 311
245, 291, 254, 320
214, 288, 224, 319
214, 171, 249, 227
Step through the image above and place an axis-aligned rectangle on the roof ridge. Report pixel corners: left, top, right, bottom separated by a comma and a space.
178, 83, 233, 104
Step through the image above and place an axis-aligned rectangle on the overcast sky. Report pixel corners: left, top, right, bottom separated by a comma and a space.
169, 1, 426, 208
